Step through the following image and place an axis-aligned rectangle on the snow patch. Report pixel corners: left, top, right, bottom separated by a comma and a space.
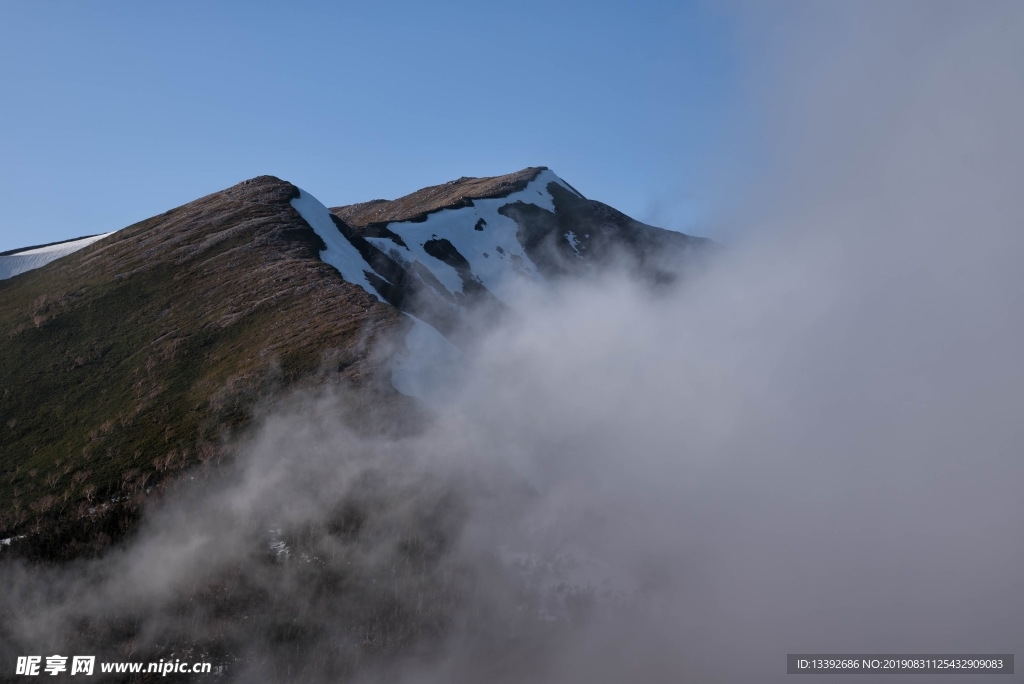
0, 535, 26, 550
390, 314, 465, 402
0, 233, 114, 280
368, 169, 572, 304
268, 529, 290, 561
291, 188, 385, 302
564, 231, 582, 258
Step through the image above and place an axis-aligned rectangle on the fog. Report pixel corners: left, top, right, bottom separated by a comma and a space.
3, 2, 1024, 682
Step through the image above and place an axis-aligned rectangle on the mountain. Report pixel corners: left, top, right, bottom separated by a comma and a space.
327, 167, 709, 347
0, 177, 411, 559
333, 166, 706, 286
0, 168, 710, 560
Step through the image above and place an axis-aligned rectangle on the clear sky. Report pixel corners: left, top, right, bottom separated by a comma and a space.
0, 1, 737, 252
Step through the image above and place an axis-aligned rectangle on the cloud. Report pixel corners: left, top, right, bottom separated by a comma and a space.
3, 3, 1023, 682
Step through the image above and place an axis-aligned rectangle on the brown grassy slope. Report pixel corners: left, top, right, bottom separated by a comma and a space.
0, 175, 409, 559
331, 167, 548, 228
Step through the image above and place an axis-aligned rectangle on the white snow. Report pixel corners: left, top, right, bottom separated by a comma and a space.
0, 535, 25, 549
0, 233, 114, 280
366, 169, 577, 304
564, 231, 582, 258
267, 529, 291, 560
390, 314, 466, 402
291, 188, 385, 302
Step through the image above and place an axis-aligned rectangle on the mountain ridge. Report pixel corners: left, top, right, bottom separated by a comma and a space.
331, 166, 553, 227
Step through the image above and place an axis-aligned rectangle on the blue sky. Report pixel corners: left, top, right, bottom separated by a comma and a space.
0, 1, 737, 252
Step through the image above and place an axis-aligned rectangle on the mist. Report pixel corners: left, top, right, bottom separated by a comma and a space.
3, 2, 1024, 682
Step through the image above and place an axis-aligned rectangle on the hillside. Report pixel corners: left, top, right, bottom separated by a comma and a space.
0, 176, 413, 560
0, 168, 710, 561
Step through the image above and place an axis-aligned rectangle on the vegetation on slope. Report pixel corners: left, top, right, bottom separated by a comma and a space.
0, 176, 411, 560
